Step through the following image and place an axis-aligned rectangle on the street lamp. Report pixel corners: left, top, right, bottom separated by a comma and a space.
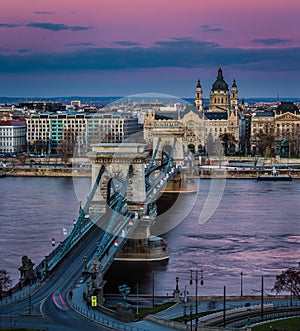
152, 271, 155, 309
240, 272, 243, 298
28, 281, 32, 315
136, 283, 139, 315
118, 284, 131, 304
189, 305, 193, 331
190, 269, 203, 331
82, 256, 89, 279
261, 275, 264, 320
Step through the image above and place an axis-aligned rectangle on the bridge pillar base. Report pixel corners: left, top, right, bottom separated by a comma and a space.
115, 236, 168, 261
164, 173, 198, 193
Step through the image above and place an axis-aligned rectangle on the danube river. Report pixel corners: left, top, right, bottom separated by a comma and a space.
1, 176, 299, 297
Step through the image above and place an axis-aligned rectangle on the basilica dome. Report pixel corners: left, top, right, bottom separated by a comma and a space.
211, 67, 229, 91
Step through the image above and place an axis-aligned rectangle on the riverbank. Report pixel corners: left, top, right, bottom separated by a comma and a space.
199, 167, 299, 179
4, 166, 300, 179
5, 166, 90, 177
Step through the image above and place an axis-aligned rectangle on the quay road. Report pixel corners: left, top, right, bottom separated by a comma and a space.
0, 222, 177, 331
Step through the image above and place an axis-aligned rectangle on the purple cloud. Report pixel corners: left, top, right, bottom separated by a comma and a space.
252, 38, 291, 45
0, 23, 21, 28
26, 22, 91, 31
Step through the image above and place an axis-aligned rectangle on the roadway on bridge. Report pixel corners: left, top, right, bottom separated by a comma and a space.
0, 225, 110, 330
1, 222, 178, 331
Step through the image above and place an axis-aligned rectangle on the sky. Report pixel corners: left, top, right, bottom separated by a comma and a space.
0, 0, 300, 98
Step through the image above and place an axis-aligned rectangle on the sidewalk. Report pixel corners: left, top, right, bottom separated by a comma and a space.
69, 280, 181, 331
0, 281, 42, 309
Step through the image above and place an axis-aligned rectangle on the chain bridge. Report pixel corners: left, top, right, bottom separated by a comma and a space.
19, 127, 197, 308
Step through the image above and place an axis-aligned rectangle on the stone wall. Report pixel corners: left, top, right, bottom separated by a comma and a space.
6, 167, 90, 177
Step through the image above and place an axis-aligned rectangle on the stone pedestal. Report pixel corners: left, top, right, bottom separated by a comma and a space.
87, 259, 106, 305
173, 289, 180, 302
115, 303, 134, 322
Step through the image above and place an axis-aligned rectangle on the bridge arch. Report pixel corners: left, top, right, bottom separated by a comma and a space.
89, 143, 149, 216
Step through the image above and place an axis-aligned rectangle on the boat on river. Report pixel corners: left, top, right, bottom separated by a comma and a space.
257, 166, 292, 181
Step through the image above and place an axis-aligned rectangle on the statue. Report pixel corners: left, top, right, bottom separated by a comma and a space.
18, 255, 35, 285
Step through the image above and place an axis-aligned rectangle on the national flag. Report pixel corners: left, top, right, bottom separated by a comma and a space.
51, 237, 56, 246
73, 219, 77, 225
114, 239, 119, 247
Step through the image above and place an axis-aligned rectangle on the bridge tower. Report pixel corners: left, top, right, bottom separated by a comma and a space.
148, 120, 197, 192
88, 142, 169, 262
89, 143, 148, 216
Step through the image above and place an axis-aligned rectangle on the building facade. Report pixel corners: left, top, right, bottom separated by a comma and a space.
251, 102, 300, 156
26, 112, 142, 155
144, 67, 240, 155
0, 120, 27, 154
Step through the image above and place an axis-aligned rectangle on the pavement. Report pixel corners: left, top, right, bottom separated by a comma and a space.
0, 281, 42, 312
69, 280, 179, 331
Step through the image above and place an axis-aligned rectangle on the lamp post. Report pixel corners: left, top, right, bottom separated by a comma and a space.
152, 271, 155, 309
240, 272, 243, 298
261, 275, 264, 320
118, 284, 131, 304
28, 282, 32, 315
223, 286, 226, 327
189, 305, 193, 331
190, 269, 203, 331
136, 283, 139, 315
290, 279, 293, 307
82, 256, 88, 278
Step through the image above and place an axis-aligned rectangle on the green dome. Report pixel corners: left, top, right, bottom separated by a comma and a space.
211, 67, 228, 91
277, 102, 299, 114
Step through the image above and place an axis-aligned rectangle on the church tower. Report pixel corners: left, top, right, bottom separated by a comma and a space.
230, 79, 238, 109
209, 67, 230, 111
195, 79, 203, 111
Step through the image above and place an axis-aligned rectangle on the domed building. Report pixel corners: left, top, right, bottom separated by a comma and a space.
192, 67, 240, 153
144, 67, 241, 156
209, 67, 230, 110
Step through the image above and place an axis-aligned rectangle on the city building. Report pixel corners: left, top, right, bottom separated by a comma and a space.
144, 67, 240, 155
20, 102, 66, 113
87, 113, 142, 147
25, 112, 142, 155
251, 101, 300, 156
0, 119, 26, 154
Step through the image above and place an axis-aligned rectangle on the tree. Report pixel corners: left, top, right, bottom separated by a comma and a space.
219, 133, 237, 155
57, 129, 76, 163
253, 127, 275, 156
0, 269, 12, 298
273, 267, 300, 299
57, 139, 75, 163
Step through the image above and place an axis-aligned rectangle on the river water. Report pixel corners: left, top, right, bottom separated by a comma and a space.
1, 177, 299, 297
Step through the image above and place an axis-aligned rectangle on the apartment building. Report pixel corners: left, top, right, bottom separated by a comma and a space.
0, 119, 26, 154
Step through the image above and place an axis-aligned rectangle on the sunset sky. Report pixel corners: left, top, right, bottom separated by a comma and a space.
0, 0, 300, 98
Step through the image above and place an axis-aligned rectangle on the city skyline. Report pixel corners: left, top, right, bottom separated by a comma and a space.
0, 0, 300, 98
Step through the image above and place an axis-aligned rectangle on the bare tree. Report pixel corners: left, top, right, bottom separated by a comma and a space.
0, 269, 12, 298
219, 133, 237, 155
273, 267, 300, 300
253, 124, 275, 156
57, 129, 76, 163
